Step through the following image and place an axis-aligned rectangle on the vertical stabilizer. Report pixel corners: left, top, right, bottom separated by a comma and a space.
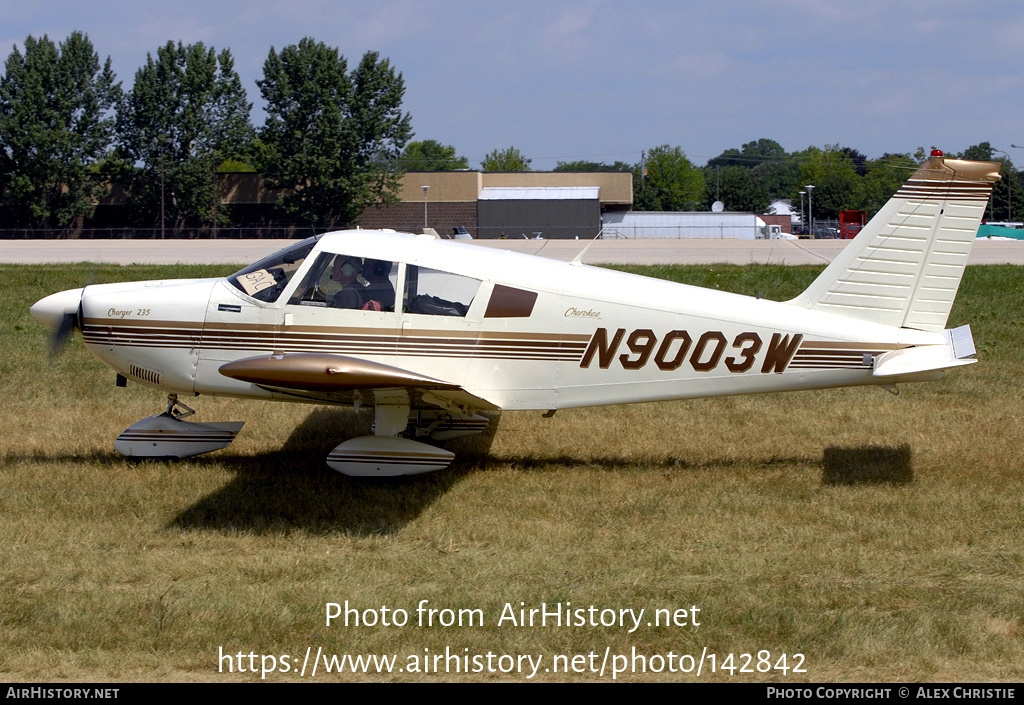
789, 153, 1000, 331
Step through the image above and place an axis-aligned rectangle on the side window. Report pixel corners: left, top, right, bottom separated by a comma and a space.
484, 284, 538, 318
404, 266, 481, 317
288, 253, 398, 311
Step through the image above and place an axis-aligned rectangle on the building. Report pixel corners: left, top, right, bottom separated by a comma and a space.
76, 169, 633, 239
603, 211, 787, 239
360, 171, 633, 239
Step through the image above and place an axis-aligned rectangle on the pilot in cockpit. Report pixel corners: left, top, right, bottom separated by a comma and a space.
329, 255, 366, 309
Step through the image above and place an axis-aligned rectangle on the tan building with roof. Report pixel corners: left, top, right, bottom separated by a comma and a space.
360, 170, 633, 238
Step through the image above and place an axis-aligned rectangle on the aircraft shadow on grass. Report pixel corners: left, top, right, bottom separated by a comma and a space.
3, 411, 914, 536
163, 409, 914, 534
821, 444, 913, 486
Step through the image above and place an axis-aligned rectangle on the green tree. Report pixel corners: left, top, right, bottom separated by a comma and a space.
750, 159, 801, 201
708, 138, 787, 169
554, 160, 632, 172
401, 139, 468, 171
635, 145, 704, 211
116, 41, 253, 230
960, 142, 993, 161
0, 32, 120, 229
794, 145, 860, 220
481, 146, 531, 172
959, 142, 1021, 221
706, 138, 798, 202
704, 165, 769, 213
258, 40, 412, 226
852, 153, 917, 217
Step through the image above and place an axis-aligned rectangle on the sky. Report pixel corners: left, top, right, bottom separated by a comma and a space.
2, 0, 1022, 170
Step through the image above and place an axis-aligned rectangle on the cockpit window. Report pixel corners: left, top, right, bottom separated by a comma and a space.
228, 236, 319, 302
289, 252, 398, 311
405, 265, 480, 317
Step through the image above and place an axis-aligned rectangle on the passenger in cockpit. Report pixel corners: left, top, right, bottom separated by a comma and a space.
361, 259, 395, 311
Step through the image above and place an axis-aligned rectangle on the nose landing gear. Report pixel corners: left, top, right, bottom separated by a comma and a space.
114, 394, 244, 459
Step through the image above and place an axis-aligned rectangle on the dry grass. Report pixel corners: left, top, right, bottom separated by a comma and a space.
1, 263, 1022, 682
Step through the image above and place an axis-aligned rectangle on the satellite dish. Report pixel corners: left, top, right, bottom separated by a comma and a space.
711, 201, 725, 213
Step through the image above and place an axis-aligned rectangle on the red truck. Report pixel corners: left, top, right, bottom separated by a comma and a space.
839, 210, 866, 239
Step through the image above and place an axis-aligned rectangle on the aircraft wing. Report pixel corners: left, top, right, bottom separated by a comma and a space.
218, 353, 499, 412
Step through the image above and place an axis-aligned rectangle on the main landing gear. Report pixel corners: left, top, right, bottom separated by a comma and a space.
325, 405, 489, 477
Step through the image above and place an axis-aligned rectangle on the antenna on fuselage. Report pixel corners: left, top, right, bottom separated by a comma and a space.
570, 227, 604, 267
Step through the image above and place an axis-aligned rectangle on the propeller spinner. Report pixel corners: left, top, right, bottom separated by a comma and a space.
30, 287, 85, 355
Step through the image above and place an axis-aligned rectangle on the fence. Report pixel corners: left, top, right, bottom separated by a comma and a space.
0, 226, 326, 240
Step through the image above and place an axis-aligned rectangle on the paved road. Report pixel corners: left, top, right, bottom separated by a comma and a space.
1, 236, 1022, 266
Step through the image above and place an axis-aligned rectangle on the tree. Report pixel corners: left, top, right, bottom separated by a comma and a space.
481, 146, 531, 172
750, 159, 801, 201
852, 153, 917, 217
840, 146, 868, 177
959, 142, 1021, 221
707, 138, 787, 169
703, 165, 769, 213
793, 144, 860, 220
400, 140, 468, 171
258, 40, 412, 226
635, 144, 704, 211
116, 41, 253, 230
960, 142, 994, 162
0, 32, 120, 229
554, 160, 632, 172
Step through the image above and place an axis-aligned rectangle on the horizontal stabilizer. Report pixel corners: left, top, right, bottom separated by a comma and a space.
872, 325, 977, 378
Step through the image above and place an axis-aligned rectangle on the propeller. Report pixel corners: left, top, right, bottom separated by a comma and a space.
50, 304, 82, 356
31, 287, 86, 357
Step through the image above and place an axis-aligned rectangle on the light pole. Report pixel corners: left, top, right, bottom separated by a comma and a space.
799, 191, 805, 235
152, 136, 172, 239
805, 184, 815, 239
422, 185, 429, 231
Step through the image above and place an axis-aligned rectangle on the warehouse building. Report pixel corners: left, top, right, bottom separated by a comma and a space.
359, 170, 633, 239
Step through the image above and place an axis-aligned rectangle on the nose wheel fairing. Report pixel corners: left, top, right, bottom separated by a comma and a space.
114, 396, 244, 460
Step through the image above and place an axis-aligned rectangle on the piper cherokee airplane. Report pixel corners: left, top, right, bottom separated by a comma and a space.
31, 151, 999, 476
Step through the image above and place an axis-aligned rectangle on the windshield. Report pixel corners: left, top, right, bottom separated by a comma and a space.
228, 236, 319, 302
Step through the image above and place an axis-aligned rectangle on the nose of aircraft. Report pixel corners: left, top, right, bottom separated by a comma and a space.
30, 288, 85, 330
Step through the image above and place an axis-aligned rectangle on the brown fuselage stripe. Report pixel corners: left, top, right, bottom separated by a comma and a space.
788, 340, 904, 370
82, 321, 589, 361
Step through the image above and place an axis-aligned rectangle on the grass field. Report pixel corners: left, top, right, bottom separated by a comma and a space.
1, 262, 1022, 682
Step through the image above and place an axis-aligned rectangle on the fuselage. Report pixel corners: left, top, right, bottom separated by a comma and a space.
45, 230, 944, 412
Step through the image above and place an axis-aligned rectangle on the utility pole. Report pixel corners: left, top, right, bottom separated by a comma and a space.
422, 185, 429, 230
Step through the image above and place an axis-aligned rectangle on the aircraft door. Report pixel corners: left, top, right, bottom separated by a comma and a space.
195, 279, 280, 396
283, 253, 402, 366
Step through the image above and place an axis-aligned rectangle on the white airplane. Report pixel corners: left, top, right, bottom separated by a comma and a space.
31, 151, 999, 476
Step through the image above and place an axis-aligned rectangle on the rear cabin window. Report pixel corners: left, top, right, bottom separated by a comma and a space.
484, 284, 538, 318
405, 266, 480, 317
